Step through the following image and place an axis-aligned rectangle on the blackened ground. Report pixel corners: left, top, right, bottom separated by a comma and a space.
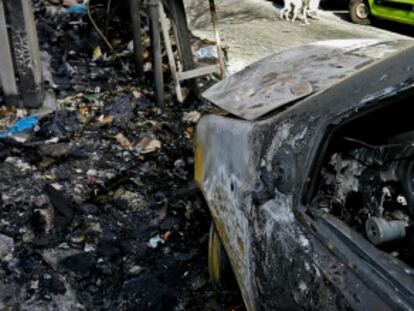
0, 1, 242, 310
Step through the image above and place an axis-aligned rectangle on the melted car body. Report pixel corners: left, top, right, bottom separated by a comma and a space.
195, 40, 414, 310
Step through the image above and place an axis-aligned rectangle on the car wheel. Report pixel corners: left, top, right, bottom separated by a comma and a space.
349, 0, 371, 25
208, 222, 233, 288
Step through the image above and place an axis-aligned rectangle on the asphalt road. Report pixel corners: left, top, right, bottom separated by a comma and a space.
184, 0, 414, 74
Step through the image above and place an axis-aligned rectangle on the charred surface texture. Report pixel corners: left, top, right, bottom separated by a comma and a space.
197, 41, 414, 310
0, 1, 242, 309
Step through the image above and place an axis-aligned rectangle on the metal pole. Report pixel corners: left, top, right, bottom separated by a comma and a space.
129, 0, 144, 77
208, 0, 225, 79
148, 0, 164, 107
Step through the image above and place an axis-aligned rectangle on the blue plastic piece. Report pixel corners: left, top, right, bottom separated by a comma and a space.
0, 115, 38, 138
66, 4, 87, 14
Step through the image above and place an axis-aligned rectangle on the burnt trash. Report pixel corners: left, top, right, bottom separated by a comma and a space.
0, 234, 14, 260
117, 271, 176, 311
104, 95, 137, 122
0, 142, 11, 161
76, 203, 98, 215
59, 252, 96, 274
32, 194, 55, 234
45, 183, 74, 230
0, 0, 238, 310
38, 143, 71, 158
39, 274, 67, 295
40, 248, 81, 271
36, 110, 81, 140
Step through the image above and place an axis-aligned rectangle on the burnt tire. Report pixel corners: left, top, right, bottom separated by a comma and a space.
208, 222, 234, 288
349, 0, 371, 25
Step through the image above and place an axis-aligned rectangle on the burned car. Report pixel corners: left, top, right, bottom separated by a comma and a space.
195, 40, 414, 310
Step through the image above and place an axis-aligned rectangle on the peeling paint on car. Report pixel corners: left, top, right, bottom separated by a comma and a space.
196, 40, 414, 310
202, 40, 414, 121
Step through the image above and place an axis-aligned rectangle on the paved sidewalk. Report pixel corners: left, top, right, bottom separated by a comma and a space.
184, 0, 412, 73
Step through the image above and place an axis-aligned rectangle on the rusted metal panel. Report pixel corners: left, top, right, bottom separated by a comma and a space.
202, 39, 413, 121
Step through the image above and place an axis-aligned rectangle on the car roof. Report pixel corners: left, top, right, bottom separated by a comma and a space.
202, 39, 414, 121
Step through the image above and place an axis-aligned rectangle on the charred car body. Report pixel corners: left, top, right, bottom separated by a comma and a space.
195, 40, 414, 310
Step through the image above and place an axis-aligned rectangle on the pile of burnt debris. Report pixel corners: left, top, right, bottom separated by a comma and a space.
0, 1, 240, 310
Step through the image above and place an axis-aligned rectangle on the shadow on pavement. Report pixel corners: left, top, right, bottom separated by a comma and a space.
373, 20, 414, 37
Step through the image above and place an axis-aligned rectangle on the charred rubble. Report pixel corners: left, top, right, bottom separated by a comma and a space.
0, 1, 241, 310
314, 97, 414, 268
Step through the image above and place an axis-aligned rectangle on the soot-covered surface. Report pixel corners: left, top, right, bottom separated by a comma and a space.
0, 1, 242, 310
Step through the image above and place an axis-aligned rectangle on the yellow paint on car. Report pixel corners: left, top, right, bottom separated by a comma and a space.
208, 223, 223, 286
194, 136, 203, 187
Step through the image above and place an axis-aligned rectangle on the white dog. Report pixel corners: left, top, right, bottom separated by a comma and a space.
280, 0, 310, 24
308, 0, 321, 19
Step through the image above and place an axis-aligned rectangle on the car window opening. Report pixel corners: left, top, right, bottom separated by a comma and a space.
311, 96, 414, 269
